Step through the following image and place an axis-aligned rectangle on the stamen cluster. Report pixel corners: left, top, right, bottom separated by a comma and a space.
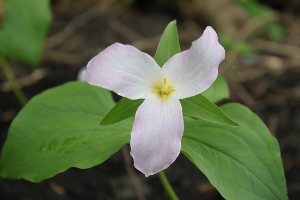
153, 78, 175, 100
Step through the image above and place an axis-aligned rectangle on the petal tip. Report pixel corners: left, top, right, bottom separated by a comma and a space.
203, 26, 225, 60
130, 143, 181, 177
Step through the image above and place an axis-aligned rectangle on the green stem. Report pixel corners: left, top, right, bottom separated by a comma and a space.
0, 56, 28, 106
158, 171, 179, 200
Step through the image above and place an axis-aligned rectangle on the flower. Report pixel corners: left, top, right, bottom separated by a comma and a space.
84, 26, 225, 176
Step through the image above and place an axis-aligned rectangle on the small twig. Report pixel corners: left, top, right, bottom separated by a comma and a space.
224, 15, 277, 70
253, 39, 300, 59
49, 181, 66, 196
132, 35, 159, 52
46, 6, 101, 48
108, 19, 159, 53
232, 83, 256, 109
272, 85, 300, 102
45, 0, 128, 48
121, 145, 147, 200
251, 80, 270, 99
183, 19, 204, 35
227, 56, 299, 83
108, 18, 143, 42
234, 67, 271, 82
0, 110, 17, 122
275, 10, 300, 33
0, 68, 49, 92
43, 49, 90, 65
223, 15, 277, 109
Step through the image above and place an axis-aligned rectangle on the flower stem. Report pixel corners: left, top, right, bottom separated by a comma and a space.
157, 171, 179, 200
0, 56, 28, 106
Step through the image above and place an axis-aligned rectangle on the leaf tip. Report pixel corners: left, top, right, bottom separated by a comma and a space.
99, 119, 107, 126
170, 19, 177, 24
230, 121, 239, 127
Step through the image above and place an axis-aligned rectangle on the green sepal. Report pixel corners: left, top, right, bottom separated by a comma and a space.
154, 20, 180, 67
180, 94, 238, 126
100, 98, 143, 125
0, 82, 131, 182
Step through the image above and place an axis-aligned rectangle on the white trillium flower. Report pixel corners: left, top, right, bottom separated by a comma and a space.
84, 26, 225, 176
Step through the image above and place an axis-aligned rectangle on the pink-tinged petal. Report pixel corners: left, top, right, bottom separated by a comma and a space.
130, 93, 183, 176
84, 43, 164, 99
162, 26, 225, 99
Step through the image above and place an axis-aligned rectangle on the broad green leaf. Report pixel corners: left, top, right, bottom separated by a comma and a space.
202, 75, 229, 103
154, 20, 180, 67
100, 98, 143, 125
0, 82, 131, 182
0, 0, 51, 66
180, 94, 238, 126
182, 103, 287, 200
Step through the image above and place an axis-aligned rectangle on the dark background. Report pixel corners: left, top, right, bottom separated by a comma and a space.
1, 0, 300, 199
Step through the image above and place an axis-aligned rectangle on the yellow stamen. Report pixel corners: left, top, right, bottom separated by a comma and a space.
152, 78, 176, 100
154, 84, 162, 88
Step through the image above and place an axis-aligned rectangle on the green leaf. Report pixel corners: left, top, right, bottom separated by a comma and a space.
202, 76, 229, 103
0, 0, 52, 66
0, 82, 131, 182
100, 98, 143, 125
180, 94, 238, 126
154, 20, 180, 67
182, 103, 287, 200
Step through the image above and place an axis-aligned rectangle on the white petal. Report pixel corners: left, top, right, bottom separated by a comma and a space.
84, 43, 164, 99
162, 26, 225, 99
130, 93, 183, 176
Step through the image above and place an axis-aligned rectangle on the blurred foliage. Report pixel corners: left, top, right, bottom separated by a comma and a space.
219, 34, 254, 55
234, 0, 284, 41
0, 0, 52, 67
235, 0, 269, 16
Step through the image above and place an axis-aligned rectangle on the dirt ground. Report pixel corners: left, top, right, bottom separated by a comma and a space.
1, 0, 300, 199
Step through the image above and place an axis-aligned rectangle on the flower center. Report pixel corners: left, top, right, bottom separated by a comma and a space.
152, 78, 175, 100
